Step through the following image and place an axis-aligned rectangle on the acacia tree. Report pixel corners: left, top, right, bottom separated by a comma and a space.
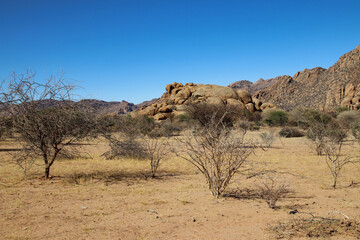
0, 70, 93, 178
322, 135, 359, 188
177, 103, 255, 197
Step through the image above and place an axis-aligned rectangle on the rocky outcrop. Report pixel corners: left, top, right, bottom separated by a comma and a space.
228, 76, 281, 94
253, 45, 360, 111
132, 82, 275, 120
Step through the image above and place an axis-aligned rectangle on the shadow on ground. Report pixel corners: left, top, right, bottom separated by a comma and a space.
60, 169, 182, 185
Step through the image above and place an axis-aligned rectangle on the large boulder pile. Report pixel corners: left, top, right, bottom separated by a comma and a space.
132, 82, 275, 121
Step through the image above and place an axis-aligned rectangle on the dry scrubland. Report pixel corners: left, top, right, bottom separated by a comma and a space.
0, 129, 360, 240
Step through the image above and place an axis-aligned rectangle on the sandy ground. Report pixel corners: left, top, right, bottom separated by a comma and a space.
0, 130, 359, 239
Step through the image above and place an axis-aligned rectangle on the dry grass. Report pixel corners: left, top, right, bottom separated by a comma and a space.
0, 130, 360, 239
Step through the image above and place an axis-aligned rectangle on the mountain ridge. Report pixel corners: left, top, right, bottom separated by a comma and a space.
229, 45, 360, 111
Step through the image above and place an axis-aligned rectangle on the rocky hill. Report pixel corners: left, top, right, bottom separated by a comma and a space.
78, 99, 137, 114
249, 45, 360, 111
228, 76, 281, 94
132, 82, 275, 120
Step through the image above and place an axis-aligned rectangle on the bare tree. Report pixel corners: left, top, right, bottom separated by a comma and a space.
177, 105, 255, 198
322, 136, 359, 188
0, 70, 94, 178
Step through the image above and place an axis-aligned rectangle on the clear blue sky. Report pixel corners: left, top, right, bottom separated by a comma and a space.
1, 0, 359, 104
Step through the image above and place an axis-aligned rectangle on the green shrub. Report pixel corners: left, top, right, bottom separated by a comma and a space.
264, 110, 288, 126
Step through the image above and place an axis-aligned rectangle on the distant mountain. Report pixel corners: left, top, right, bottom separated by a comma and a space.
78, 99, 136, 114
228, 80, 253, 92
136, 98, 159, 108
229, 45, 360, 111
228, 77, 281, 94
0, 97, 160, 116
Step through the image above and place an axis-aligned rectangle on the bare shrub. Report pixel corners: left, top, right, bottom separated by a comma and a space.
322, 135, 359, 188
255, 176, 291, 209
337, 110, 360, 129
13, 148, 37, 176
176, 107, 255, 198
259, 131, 275, 148
143, 136, 170, 178
0, 71, 94, 178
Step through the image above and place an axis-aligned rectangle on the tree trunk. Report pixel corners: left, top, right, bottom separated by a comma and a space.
332, 174, 337, 189
45, 166, 50, 179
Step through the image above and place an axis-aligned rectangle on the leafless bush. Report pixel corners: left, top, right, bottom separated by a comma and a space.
322, 135, 360, 188
0, 70, 94, 178
176, 108, 256, 198
143, 137, 170, 178
259, 131, 275, 148
255, 176, 291, 209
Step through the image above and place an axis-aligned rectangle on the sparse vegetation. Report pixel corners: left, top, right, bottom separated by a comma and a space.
0, 74, 359, 238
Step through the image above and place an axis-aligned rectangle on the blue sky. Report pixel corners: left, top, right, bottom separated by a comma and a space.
0, 0, 359, 104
